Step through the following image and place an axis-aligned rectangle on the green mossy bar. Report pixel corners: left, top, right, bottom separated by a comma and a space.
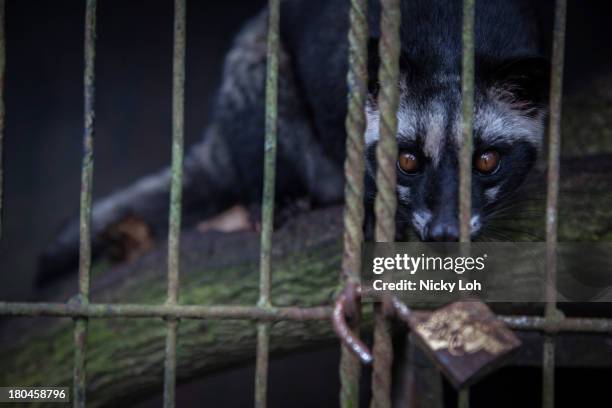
255, 1, 280, 407
163, 1, 187, 407
74, 1, 97, 407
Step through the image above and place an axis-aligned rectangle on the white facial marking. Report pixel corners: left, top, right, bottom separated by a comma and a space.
364, 98, 417, 146
365, 99, 381, 145
485, 186, 501, 201
397, 84, 417, 139
452, 89, 546, 152
412, 209, 432, 239
470, 214, 482, 235
397, 185, 411, 202
423, 101, 446, 166
474, 90, 546, 148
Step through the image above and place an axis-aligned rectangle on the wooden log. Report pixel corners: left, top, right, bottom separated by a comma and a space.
0, 155, 611, 407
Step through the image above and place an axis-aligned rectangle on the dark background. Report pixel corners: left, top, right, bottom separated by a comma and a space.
1, 1, 612, 407
0, 0, 266, 300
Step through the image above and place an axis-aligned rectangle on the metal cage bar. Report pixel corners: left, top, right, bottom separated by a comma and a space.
0, 302, 331, 320
255, 1, 280, 407
0, 0, 5, 240
163, 1, 186, 407
371, 0, 401, 406
543, 1, 567, 407
339, 0, 369, 405
459, 0, 475, 244
458, 0, 476, 406
2, 300, 612, 331
74, 1, 97, 407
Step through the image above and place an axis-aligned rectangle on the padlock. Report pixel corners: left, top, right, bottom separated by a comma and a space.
404, 299, 521, 388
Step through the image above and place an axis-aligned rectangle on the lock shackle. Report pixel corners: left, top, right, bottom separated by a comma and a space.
332, 283, 413, 364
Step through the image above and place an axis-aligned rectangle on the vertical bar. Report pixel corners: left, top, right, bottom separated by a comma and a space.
459, 0, 475, 243
542, 335, 555, 408
255, 323, 270, 408
458, 1, 475, 406
74, 1, 96, 406
371, 0, 400, 407
0, 0, 5, 240
163, 318, 179, 407
543, 1, 566, 407
458, 389, 470, 408
163, 1, 186, 407
339, 0, 368, 405
255, 1, 280, 407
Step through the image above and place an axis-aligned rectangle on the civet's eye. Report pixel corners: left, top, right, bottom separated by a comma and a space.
474, 150, 501, 175
397, 151, 421, 174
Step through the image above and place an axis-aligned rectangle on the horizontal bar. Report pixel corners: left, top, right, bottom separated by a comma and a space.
0, 302, 332, 321
2, 302, 611, 333
499, 314, 612, 333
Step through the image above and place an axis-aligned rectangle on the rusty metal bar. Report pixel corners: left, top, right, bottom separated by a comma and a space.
255, 0, 279, 402
458, 1, 475, 404
334, 287, 373, 365
370, 0, 401, 406
370, 302, 394, 408
543, 1, 567, 407
255, 1, 280, 406
336, 292, 420, 366
163, 1, 186, 407
255, 322, 271, 408
0, 302, 332, 320
459, 0, 475, 243
0, 0, 5, 240
3, 302, 612, 333
545, 0, 567, 325
164, 318, 179, 407
500, 315, 612, 333
339, 0, 369, 404
542, 335, 555, 408
73, 1, 97, 406
374, 0, 400, 243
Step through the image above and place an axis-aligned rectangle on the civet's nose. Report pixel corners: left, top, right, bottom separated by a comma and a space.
425, 218, 459, 242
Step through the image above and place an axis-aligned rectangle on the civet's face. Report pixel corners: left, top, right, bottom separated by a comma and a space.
364, 59, 547, 241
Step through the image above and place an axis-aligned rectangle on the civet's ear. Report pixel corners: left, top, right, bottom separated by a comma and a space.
485, 57, 550, 113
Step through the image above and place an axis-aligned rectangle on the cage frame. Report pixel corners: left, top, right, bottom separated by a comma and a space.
0, 0, 611, 407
